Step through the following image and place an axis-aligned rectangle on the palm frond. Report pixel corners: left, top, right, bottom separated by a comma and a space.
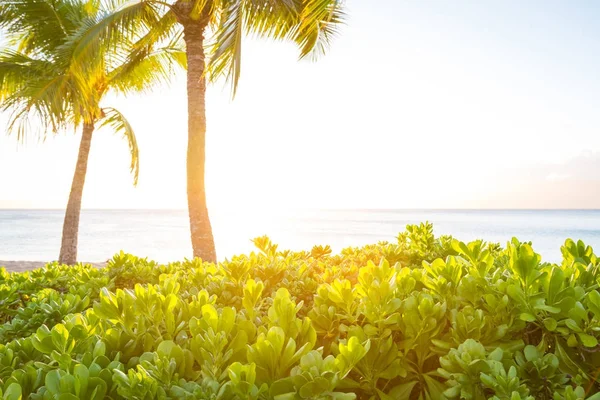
244, 0, 345, 60
97, 107, 140, 185
190, 0, 212, 21
62, 0, 164, 81
295, 0, 344, 59
242, 0, 301, 41
0, 50, 75, 139
110, 8, 183, 88
0, 50, 55, 97
206, 0, 345, 95
206, 0, 244, 96
0, 0, 82, 55
109, 45, 185, 94
128, 8, 180, 60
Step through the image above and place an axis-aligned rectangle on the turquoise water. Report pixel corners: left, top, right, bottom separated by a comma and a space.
1, 209, 599, 262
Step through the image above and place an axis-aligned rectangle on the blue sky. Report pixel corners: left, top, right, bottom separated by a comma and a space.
1, 0, 600, 209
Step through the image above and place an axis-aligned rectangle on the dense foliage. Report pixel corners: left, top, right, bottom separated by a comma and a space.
1, 223, 600, 400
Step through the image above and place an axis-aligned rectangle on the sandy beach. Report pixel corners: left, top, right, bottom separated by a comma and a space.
0, 261, 107, 273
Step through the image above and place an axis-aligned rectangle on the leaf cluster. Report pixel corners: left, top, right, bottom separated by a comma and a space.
0, 223, 600, 399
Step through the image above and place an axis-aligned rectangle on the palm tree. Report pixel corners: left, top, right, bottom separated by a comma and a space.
80, 0, 345, 262
0, 0, 184, 264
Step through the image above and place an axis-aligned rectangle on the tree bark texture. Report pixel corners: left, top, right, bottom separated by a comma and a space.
183, 22, 217, 263
58, 122, 94, 265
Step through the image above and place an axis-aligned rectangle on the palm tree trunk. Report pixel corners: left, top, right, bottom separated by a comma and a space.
183, 23, 217, 262
58, 122, 94, 265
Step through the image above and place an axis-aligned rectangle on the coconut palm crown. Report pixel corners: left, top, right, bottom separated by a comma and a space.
0, 0, 185, 264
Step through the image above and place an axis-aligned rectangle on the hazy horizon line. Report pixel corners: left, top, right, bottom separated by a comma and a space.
2, 207, 600, 212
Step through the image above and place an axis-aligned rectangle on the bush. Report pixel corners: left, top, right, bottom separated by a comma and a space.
0, 222, 599, 399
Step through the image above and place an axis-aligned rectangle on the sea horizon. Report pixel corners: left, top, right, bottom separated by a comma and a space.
2, 208, 600, 263
2, 207, 600, 211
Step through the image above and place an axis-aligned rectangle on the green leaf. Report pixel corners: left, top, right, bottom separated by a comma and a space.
547, 268, 564, 301
157, 340, 183, 363
59, 374, 76, 395
543, 318, 557, 331
337, 336, 370, 373
523, 345, 538, 361
385, 381, 418, 400
507, 285, 526, 304
565, 319, 583, 333
73, 364, 89, 396
534, 304, 561, 314
270, 378, 295, 397
3, 383, 22, 400
577, 333, 598, 348
423, 375, 446, 399
93, 341, 106, 358
45, 370, 62, 395
519, 313, 536, 322
588, 290, 600, 317
555, 340, 587, 379
88, 378, 107, 400
488, 347, 503, 362
567, 334, 578, 347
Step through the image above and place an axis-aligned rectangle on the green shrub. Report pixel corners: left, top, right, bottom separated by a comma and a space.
0, 222, 599, 399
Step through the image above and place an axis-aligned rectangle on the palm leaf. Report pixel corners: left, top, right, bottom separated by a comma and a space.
206, 0, 345, 94
127, 8, 180, 63
0, 0, 84, 54
0, 50, 74, 138
97, 107, 140, 185
62, 0, 164, 82
295, 0, 344, 59
109, 46, 185, 93
206, 0, 245, 96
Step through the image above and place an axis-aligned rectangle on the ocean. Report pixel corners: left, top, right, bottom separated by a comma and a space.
1, 209, 599, 263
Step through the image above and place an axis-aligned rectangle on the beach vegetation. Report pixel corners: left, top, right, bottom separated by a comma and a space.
0, 223, 599, 399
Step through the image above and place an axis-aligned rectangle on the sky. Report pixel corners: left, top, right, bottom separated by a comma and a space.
1, 0, 600, 210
